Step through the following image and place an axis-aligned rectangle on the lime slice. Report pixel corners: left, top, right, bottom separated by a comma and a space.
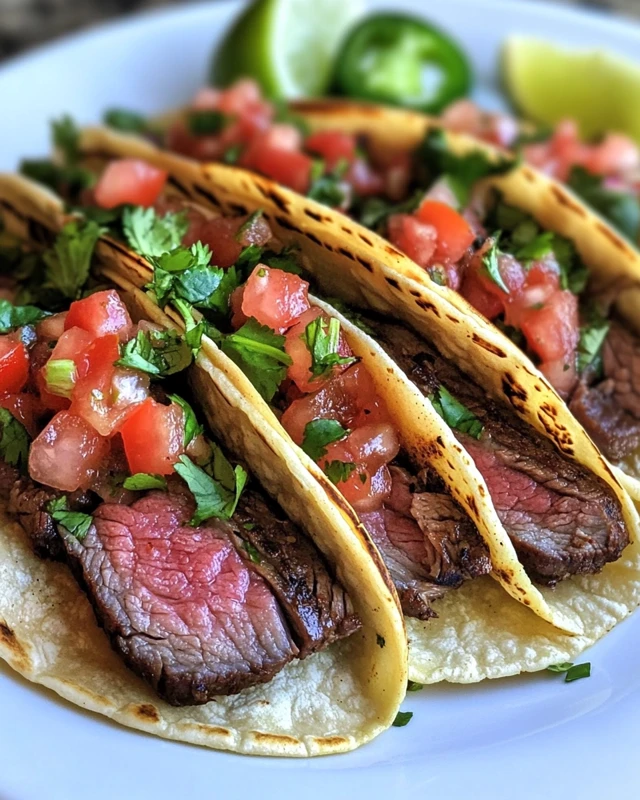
211, 0, 364, 97
503, 36, 640, 143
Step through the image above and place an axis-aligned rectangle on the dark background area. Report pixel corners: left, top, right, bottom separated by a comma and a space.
0, 0, 638, 62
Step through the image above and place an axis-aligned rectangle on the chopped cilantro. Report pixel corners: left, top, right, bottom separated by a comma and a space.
513, 230, 556, 262
52, 115, 80, 164
546, 661, 591, 683
417, 128, 517, 206
43, 220, 103, 300
242, 540, 262, 564
432, 386, 484, 439
116, 328, 192, 377
223, 144, 243, 164
392, 711, 413, 728
168, 393, 204, 447
577, 308, 610, 375
103, 108, 149, 134
187, 109, 229, 136
122, 473, 168, 491
221, 318, 292, 402
568, 166, 640, 243
0, 299, 49, 334
122, 206, 189, 258
357, 190, 423, 231
407, 680, 423, 692
47, 496, 93, 541
303, 316, 356, 378
301, 419, 349, 460
174, 447, 247, 526
323, 460, 356, 485
0, 408, 29, 471
481, 236, 509, 293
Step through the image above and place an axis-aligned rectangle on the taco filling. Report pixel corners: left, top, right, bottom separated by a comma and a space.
116, 80, 640, 473
0, 226, 359, 705
27, 135, 631, 621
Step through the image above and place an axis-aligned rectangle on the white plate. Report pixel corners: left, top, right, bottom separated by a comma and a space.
1, 2, 640, 798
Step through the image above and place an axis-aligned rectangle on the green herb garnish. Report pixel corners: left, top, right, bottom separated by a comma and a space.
323, 460, 356, 485
432, 386, 484, 439
168, 393, 204, 447
122, 473, 168, 491
303, 316, 356, 378
392, 711, 413, 728
116, 328, 192, 377
174, 447, 247, 526
301, 419, 349, 460
122, 206, 189, 258
568, 166, 640, 244
0, 299, 49, 334
187, 109, 229, 136
547, 661, 591, 682
103, 108, 149, 134
0, 408, 30, 471
43, 220, 103, 300
47, 496, 93, 541
481, 236, 509, 293
242, 540, 262, 564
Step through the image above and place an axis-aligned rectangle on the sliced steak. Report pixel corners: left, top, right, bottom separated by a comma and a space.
361, 465, 491, 619
569, 322, 640, 461
232, 492, 359, 656
365, 316, 628, 584
7, 473, 95, 561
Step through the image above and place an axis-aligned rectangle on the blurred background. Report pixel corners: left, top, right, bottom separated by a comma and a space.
0, 0, 638, 62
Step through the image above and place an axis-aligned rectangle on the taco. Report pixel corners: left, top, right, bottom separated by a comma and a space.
0, 174, 409, 756
121, 81, 640, 499
19, 123, 640, 684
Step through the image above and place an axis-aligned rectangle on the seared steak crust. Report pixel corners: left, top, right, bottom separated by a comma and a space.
365, 316, 628, 584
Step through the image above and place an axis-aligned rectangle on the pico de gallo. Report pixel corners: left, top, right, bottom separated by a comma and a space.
440, 99, 640, 245
0, 224, 247, 529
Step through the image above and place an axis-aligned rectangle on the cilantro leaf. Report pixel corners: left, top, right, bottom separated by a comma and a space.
221, 318, 292, 402
174, 450, 247, 526
546, 661, 591, 683
407, 680, 423, 692
42, 220, 102, 300
301, 419, 349, 460
308, 167, 349, 207
116, 328, 192, 377
323, 460, 357, 485
242, 540, 262, 564
0, 299, 49, 334
122, 473, 167, 491
432, 386, 484, 439
513, 230, 556, 262
122, 206, 189, 257
568, 166, 640, 243
357, 190, 423, 231
187, 109, 229, 136
103, 108, 149, 134
417, 129, 517, 206
392, 711, 413, 728
303, 316, 356, 378
168, 393, 204, 447
577, 308, 610, 375
0, 408, 30, 471
47, 496, 93, 541
481, 236, 509, 293
172, 298, 207, 358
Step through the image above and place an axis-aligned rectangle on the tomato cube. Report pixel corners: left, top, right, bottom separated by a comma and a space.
120, 398, 185, 475
65, 290, 133, 342
94, 158, 168, 209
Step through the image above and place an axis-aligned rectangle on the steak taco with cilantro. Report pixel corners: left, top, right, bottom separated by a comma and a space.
125, 82, 640, 501
18, 121, 640, 686
0, 173, 409, 757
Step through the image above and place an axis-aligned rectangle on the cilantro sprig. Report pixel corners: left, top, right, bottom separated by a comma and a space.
431, 386, 484, 439
122, 206, 189, 258
116, 328, 192, 377
0, 408, 30, 471
47, 496, 93, 541
301, 419, 349, 460
0, 299, 49, 334
43, 219, 103, 300
303, 316, 356, 378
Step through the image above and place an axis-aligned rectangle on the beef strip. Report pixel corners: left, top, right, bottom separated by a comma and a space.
232, 492, 359, 655
569, 322, 640, 461
361, 465, 491, 619
365, 316, 628, 585
57, 483, 357, 705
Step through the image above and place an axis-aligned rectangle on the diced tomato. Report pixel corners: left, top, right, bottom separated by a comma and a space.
94, 158, 168, 209
120, 398, 185, 475
460, 267, 503, 319
387, 214, 437, 268
48, 327, 95, 378
285, 308, 354, 392
230, 285, 248, 328
184, 215, 242, 269
216, 79, 263, 115
65, 290, 133, 343
0, 337, 29, 395
584, 132, 640, 176
416, 200, 475, 263
36, 312, 67, 342
281, 363, 392, 444
539, 357, 578, 398
519, 290, 579, 365
305, 131, 357, 170
321, 444, 393, 512
240, 265, 310, 333
241, 139, 313, 194
0, 393, 38, 436
460, 244, 526, 320
383, 153, 412, 202
503, 259, 560, 328
70, 334, 149, 436
347, 158, 385, 197
29, 411, 110, 492
166, 121, 228, 161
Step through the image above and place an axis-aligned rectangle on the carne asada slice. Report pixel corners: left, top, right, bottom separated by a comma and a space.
361, 465, 491, 619
569, 322, 640, 462
365, 316, 629, 584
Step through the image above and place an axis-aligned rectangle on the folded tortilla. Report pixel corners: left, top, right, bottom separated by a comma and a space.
11, 124, 640, 691
0, 174, 408, 756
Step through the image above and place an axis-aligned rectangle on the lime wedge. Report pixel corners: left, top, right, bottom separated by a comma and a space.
211, 0, 364, 97
503, 36, 640, 143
